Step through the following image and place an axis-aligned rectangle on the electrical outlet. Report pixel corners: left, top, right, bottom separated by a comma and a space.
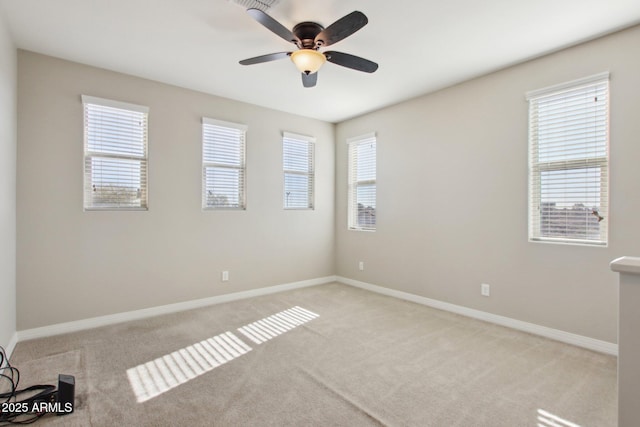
221, 271, 229, 282
358, 261, 364, 271
481, 283, 490, 297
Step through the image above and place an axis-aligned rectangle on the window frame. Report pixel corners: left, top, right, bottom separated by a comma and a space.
201, 117, 247, 210
282, 132, 315, 210
82, 95, 149, 211
347, 132, 377, 232
526, 72, 610, 246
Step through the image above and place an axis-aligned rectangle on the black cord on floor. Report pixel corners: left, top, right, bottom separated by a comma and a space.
0, 346, 57, 425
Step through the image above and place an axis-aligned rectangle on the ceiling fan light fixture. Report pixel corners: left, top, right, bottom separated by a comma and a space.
290, 49, 326, 74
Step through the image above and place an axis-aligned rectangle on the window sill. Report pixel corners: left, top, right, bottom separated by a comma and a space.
529, 237, 607, 247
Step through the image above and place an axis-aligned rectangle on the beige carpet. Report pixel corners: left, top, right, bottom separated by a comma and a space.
8, 283, 616, 426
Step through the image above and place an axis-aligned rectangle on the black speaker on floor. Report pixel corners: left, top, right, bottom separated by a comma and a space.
56, 374, 75, 416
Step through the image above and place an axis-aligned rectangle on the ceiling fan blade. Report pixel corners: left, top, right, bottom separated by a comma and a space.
325, 51, 378, 73
239, 52, 290, 65
315, 11, 368, 47
247, 8, 299, 44
301, 72, 317, 88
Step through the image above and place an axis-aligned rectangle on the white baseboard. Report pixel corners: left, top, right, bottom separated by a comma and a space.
17, 276, 336, 342
15, 275, 617, 356
4, 332, 18, 361
337, 276, 618, 356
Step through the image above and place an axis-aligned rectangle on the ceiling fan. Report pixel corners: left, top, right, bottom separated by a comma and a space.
239, 8, 378, 88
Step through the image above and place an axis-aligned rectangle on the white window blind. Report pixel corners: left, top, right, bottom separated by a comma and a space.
283, 132, 315, 209
347, 133, 376, 231
82, 95, 149, 210
202, 118, 247, 209
527, 73, 609, 245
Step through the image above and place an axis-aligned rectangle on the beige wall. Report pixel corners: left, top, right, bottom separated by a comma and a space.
335, 25, 640, 344
16, 51, 335, 330
14, 26, 640, 343
0, 13, 16, 348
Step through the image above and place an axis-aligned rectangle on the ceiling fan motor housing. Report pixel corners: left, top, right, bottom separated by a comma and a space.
292, 22, 325, 49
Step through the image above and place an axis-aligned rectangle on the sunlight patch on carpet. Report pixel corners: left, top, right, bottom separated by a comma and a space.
127, 331, 251, 403
537, 409, 581, 427
127, 306, 319, 402
237, 306, 319, 344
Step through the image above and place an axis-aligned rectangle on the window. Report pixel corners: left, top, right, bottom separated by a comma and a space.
347, 133, 376, 231
82, 95, 148, 210
527, 72, 609, 245
283, 132, 315, 209
202, 118, 247, 209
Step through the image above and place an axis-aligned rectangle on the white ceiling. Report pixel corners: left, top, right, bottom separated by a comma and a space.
1, 0, 639, 123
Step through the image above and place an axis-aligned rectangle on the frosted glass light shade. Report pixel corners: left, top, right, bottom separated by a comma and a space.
290, 49, 326, 74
